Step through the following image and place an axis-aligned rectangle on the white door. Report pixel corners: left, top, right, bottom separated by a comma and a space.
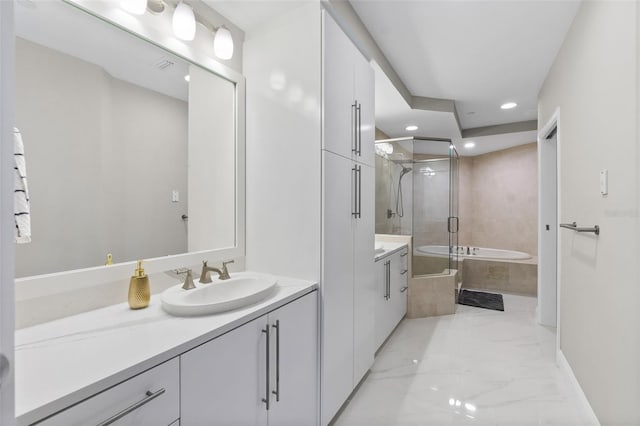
322, 11, 355, 160
539, 127, 558, 327
180, 317, 268, 426
268, 292, 318, 426
0, 2, 15, 424
353, 164, 374, 384
321, 151, 354, 425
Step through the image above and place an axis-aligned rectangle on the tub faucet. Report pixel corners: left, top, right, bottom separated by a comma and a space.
199, 260, 234, 283
466, 246, 470, 255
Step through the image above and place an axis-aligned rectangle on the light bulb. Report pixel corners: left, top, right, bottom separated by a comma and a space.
121, 0, 147, 15
214, 26, 234, 60
173, 2, 196, 41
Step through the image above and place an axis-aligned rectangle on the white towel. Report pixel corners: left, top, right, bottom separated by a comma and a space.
14, 127, 31, 244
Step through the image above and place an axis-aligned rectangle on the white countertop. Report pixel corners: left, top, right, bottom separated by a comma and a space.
15, 274, 317, 425
374, 242, 408, 261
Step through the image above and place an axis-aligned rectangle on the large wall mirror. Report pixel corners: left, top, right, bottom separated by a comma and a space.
14, 1, 244, 278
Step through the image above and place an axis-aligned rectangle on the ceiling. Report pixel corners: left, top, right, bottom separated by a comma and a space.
351, 0, 581, 130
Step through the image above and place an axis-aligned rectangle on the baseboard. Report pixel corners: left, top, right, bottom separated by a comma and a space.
557, 350, 601, 425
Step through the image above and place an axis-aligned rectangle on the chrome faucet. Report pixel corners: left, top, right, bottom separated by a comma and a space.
199, 260, 234, 283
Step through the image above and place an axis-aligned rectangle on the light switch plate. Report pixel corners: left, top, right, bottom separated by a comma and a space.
172, 190, 179, 202
600, 170, 608, 196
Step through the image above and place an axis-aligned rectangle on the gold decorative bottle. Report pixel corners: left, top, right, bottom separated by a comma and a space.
128, 260, 150, 309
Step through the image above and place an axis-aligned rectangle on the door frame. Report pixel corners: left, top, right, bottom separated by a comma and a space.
537, 108, 561, 340
0, 1, 15, 424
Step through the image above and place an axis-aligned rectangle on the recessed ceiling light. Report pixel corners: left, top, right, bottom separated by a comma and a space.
500, 102, 517, 110
464, 141, 476, 149
405, 125, 418, 131
184, 74, 190, 82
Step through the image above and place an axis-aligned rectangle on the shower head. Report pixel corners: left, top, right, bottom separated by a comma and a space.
400, 166, 412, 178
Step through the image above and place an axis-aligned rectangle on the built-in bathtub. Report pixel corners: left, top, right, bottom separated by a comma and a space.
413, 245, 537, 296
415, 245, 531, 261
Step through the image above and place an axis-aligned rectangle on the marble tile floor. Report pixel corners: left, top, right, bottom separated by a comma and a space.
333, 293, 595, 426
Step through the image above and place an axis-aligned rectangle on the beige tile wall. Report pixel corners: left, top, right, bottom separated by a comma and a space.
459, 143, 538, 255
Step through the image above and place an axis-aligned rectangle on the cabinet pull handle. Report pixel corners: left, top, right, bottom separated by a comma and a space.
352, 101, 358, 154
401, 269, 408, 275
356, 102, 362, 156
262, 325, 270, 410
96, 388, 166, 426
272, 320, 280, 402
400, 286, 408, 293
352, 166, 358, 218
400, 252, 408, 257
385, 261, 391, 300
357, 165, 362, 219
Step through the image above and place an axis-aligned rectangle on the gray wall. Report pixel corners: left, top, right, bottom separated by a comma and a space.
538, 2, 640, 423
15, 38, 188, 277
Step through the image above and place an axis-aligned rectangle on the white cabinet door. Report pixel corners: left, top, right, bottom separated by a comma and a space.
353, 164, 375, 384
181, 317, 268, 426
373, 258, 390, 351
353, 51, 375, 168
268, 293, 318, 426
321, 151, 354, 425
322, 11, 355, 160
390, 250, 408, 327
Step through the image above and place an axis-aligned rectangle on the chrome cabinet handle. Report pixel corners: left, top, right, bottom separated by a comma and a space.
96, 388, 166, 426
352, 101, 358, 154
271, 320, 280, 402
262, 325, 270, 410
400, 286, 408, 293
401, 269, 408, 275
356, 102, 362, 156
400, 252, 408, 257
356, 165, 362, 219
385, 260, 391, 300
352, 166, 358, 218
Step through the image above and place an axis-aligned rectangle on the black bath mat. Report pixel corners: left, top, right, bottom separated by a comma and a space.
458, 290, 504, 311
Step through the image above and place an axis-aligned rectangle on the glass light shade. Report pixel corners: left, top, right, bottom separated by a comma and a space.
121, 0, 147, 15
214, 26, 234, 60
173, 2, 196, 41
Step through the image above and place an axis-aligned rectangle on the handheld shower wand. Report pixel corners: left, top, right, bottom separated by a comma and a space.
396, 165, 412, 217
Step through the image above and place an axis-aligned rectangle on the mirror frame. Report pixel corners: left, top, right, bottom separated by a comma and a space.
15, 0, 245, 293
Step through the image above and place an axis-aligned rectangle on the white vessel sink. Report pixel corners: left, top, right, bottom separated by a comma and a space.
161, 272, 277, 316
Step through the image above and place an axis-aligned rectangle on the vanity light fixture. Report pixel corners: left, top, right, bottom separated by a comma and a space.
173, 1, 196, 41
121, 0, 147, 15
405, 125, 418, 131
500, 102, 517, 110
213, 26, 234, 60
464, 141, 475, 149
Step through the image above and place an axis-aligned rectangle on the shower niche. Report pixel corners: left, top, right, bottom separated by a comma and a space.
375, 137, 459, 276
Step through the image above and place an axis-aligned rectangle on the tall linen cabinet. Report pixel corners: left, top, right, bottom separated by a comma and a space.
245, 4, 375, 426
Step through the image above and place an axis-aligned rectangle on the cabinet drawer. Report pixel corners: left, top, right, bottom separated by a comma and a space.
37, 358, 179, 426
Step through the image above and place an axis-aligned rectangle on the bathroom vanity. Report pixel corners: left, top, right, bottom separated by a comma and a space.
15, 277, 317, 426
374, 243, 408, 350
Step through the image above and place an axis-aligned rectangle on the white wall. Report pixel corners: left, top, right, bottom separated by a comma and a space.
244, 2, 322, 281
14, 38, 188, 277
538, 2, 640, 423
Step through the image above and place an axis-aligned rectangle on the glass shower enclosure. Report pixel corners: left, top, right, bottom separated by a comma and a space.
374, 137, 459, 276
